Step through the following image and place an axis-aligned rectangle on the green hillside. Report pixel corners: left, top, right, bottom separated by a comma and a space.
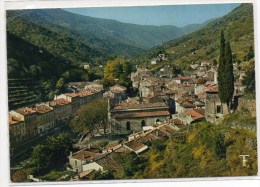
7, 32, 98, 105
136, 3, 254, 67
6, 12, 110, 66
8, 9, 203, 53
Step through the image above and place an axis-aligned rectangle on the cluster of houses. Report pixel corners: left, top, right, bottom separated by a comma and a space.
110, 63, 246, 133
9, 56, 248, 178
8, 81, 129, 153
68, 122, 184, 179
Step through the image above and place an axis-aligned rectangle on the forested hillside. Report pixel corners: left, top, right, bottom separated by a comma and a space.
136, 4, 254, 67
7, 9, 206, 54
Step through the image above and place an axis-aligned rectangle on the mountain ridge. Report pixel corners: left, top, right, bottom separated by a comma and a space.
8, 8, 207, 52
135, 3, 254, 68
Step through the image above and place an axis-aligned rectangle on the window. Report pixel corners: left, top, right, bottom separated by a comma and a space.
216, 105, 221, 114
156, 119, 160, 123
126, 121, 131, 130
141, 120, 146, 127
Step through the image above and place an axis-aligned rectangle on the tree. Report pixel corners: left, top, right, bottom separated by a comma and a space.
214, 132, 226, 159
244, 46, 254, 61
92, 170, 114, 180
29, 133, 72, 175
224, 40, 234, 110
242, 60, 255, 92
70, 98, 108, 135
103, 58, 133, 88
217, 31, 234, 113
212, 59, 218, 66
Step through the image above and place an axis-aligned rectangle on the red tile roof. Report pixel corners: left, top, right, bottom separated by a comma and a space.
197, 92, 206, 100
175, 76, 192, 81
124, 140, 147, 152
33, 105, 53, 114
78, 91, 94, 97
204, 82, 218, 93
114, 101, 167, 110
173, 118, 182, 125
66, 93, 80, 98
114, 110, 170, 119
9, 114, 23, 125
71, 149, 100, 161
183, 109, 205, 121
15, 107, 36, 116
49, 98, 70, 107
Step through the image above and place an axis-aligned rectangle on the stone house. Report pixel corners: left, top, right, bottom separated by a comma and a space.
56, 93, 80, 114
103, 85, 127, 106
84, 82, 103, 92
33, 104, 55, 134
10, 107, 38, 139
177, 83, 195, 93
78, 91, 100, 106
166, 80, 179, 91
194, 84, 205, 95
110, 98, 172, 134
175, 101, 194, 113
68, 148, 101, 173
173, 108, 205, 125
48, 98, 72, 124
204, 82, 229, 123
9, 114, 26, 149
174, 76, 193, 84
125, 124, 177, 153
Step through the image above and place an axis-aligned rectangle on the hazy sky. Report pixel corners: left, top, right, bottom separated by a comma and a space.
64, 3, 240, 27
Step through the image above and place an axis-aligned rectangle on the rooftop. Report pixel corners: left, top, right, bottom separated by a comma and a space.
204, 82, 218, 93
114, 110, 170, 119
113, 99, 168, 110
33, 105, 53, 114
71, 149, 100, 162
9, 114, 23, 125
183, 109, 205, 121
124, 140, 148, 152
49, 98, 71, 107
14, 107, 36, 116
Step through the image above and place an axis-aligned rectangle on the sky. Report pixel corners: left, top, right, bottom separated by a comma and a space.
64, 3, 240, 27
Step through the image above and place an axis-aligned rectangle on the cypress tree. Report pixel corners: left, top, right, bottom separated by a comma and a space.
224, 40, 234, 111
217, 31, 226, 104
217, 31, 234, 113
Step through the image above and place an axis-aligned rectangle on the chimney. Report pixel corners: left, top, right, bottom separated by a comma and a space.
70, 151, 72, 157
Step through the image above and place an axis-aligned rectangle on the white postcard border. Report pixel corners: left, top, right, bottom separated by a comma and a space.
1, 0, 260, 187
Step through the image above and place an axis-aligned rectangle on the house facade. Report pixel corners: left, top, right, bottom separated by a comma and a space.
110, 98, 172, 134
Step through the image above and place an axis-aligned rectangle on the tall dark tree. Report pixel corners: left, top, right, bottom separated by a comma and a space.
217, 31, 234, 113
217, 31, 226, 105
224, 40, 234, 110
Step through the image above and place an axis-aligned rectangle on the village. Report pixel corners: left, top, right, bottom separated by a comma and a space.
8, 51, 252, 180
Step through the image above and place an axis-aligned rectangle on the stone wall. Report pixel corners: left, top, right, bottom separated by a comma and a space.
113, 116, 168, 134
205, 92, 228, 123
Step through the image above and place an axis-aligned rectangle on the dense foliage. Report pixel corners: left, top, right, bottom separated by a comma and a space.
7, 9, 204, 53
115, 122, 257, 179
70, 98, 108, 135
103, 58, 133, 89
7, 33, 99, 103
241, 47, 255, 92
28, 133, 73, 176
